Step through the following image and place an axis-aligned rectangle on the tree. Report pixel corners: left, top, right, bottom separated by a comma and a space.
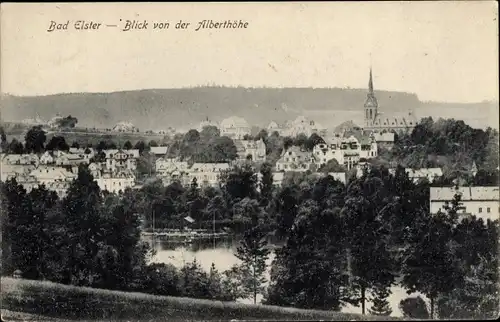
294, 133, 308, 149
200, 125, 220, 141
341, 176, 396, 315
194, 136, 238, 163
139, 263, 181, 296
7, 139, 24, 154
56, 115, 78, 128
1, 126, 8, 150
265, 203, 352, 310
318, 159, 346, 173
134, 141, 147, 154
71, 141, 80, 149
220, 164, 258, 203
96, 140, 107, 152
1, 179, 30, 276
46, 136, 70, 151
95, 193, 147, 290
178, 259, 210, 299
305, 133, 325, 151
401, 198, 464, 319
123, 140, 133, 150
60, 165, 104, 286
148, 140, 158, 147
1, 180, 60, 280
259, 162, 274, 207
255, 129, 268, 141
234, 223, 271, 304
231, 198, 268, 231
24, 126, 46, 153
368, 285, 392, 316
436, 254, 499, 319
399, 296, 430, 319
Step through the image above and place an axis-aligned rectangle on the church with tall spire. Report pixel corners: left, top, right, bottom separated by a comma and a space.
362, 67, 417, 134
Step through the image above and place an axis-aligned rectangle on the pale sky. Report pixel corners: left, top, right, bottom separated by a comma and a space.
1, 2, 498, 102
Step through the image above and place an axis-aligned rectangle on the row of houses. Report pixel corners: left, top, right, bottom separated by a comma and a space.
1, 148, 140, 172
275, 131, 380, 172
0, 148, 144, 196
199, 115, 331, 140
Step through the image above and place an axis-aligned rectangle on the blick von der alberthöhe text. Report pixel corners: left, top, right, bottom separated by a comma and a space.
46, 19, 250, 32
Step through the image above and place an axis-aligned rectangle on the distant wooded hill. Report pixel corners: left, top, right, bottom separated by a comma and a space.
1, 87, 497, 131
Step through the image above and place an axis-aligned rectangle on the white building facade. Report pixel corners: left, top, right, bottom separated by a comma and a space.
430, 186, 500, 222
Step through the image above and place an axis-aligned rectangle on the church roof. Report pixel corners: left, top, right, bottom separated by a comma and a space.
372, 112, 417, 127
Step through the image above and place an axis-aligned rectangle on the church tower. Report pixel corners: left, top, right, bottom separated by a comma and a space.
364, 67, 378, 127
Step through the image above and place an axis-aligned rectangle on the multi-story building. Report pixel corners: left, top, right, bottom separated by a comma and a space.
103, 149, 139, 173
275, 146, 316, 172
69, 147, 96, 161
313, 134, 377, 170
279, 116, 328, 137
257, 172, 285, 188
186, 163, 230, 187
198, 118, 219, 132
389, 167, 443, 183
88, 162, 104, 178
220, 116, 251, 139
1, 153, 39, 166
95, 170, 136, 193
39, 151, 55, 165
0, 163, 37, 182
234, 139, 266, 162
155, 158, 189, 176
113, 121, 138, 133
430, 186, 500, 221
54, 151, 88, 166
149, 146, 169, 158
28, 166, 78, 197
267, 121, 284, 135
372, 132, 396, 150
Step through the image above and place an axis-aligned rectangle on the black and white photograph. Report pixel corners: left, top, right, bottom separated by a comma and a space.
0, 2, 499, 321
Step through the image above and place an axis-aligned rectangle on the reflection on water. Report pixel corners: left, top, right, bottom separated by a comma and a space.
143, 235, 423, 316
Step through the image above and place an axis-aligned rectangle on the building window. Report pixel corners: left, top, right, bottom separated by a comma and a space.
487, 207, 491, 213
479, 207, 483, 213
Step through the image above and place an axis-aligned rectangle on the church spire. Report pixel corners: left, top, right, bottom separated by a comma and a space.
368, 67, 374, 94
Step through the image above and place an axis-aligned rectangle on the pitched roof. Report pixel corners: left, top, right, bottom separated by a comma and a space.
104, 149, 140, 158
29, 166, 77, 181
389, 168, 443, 178
373, 132, 395, 142
150, 146, 169, 155
190, 163, 230, 172
430, 186, 500, 201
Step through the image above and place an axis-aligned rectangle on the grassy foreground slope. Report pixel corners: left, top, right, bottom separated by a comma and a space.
1, 277, 396, 321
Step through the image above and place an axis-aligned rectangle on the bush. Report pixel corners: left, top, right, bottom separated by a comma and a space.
399, 296, 430, 319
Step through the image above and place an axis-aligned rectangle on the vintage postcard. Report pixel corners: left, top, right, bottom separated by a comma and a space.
0, 2, 499, 321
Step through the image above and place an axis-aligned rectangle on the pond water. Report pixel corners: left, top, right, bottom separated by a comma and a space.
146, 236, 426, 317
